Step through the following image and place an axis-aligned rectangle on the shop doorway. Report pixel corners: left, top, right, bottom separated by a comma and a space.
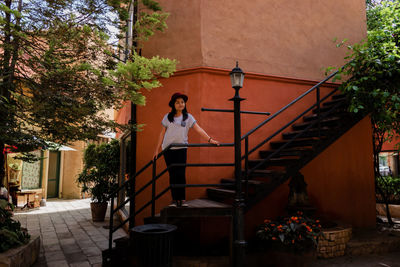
47, 151, 61, 198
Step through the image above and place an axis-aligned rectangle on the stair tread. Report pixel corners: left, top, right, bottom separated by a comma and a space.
244, 169, 286, 177
303, 113, 345, 122
184, 198, 232, 208
259, 147, 314, 158
249, 157, 299, 162
323, 98, 347, 106
207, 188, 235, 194
283, 127, 333, 135
271, 137, 321, 144
332, 94, 346, 100
160, 198, 232, 217
293, 117, 341, 127
312, 105, 345, 113
221, 178, 266, 186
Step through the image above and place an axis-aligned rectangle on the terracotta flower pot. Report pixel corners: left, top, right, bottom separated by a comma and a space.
90, 202, 108, 222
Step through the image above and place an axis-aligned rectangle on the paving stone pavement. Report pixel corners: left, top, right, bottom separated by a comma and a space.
12, 199, 127, 267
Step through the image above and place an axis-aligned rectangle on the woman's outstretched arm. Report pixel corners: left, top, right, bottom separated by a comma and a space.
154, 127, 166, 159
192, 123, 219, 145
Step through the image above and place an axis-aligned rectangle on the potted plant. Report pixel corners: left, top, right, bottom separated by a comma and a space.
253, 211, 322, 267
77, 139, 119, 222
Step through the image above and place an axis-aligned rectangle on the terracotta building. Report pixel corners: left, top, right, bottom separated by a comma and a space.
115, 0, 374, 240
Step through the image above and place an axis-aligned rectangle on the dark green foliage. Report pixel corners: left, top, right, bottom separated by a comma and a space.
0, 200, 30, 253
329, 1, 400, 225
0, 0, 176, 182
77, 139, 119, 203
376, 176, 400, 204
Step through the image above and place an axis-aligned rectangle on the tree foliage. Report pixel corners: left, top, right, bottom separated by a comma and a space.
331, 0, 400, 225
0, 0, 176, 180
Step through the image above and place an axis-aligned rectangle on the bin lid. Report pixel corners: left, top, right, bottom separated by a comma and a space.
131, 223, 177, 234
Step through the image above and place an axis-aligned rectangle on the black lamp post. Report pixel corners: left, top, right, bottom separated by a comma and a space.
229, 62, 246, 267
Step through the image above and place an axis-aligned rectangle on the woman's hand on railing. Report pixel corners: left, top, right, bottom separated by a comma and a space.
153, 150, 159, 161
209, 138, 220, 146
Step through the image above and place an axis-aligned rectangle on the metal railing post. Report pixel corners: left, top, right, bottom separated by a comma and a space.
316, 86, 321, 139
109, 196, 114, 251
244, 137, 249, 199
230, 86, 246, 267
129, 177, 136, 229
151, 159, 156, 218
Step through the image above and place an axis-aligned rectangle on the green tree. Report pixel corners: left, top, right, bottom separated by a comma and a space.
0, 1, 176, 183
331, 1, 400, 225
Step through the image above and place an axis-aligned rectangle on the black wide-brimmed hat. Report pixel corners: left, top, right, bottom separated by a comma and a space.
169, 92, 188, 107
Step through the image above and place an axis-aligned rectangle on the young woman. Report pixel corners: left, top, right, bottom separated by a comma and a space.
154, 92, 219, 207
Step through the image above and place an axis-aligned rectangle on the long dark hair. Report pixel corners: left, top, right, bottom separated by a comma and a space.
168, 104, 188, 123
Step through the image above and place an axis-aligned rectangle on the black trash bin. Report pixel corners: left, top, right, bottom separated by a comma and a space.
131, 223, 177, 267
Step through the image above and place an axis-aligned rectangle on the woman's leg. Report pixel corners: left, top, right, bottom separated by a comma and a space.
163, 149, 187, 202
174, 149, 187, 201
164, 149, 179, 201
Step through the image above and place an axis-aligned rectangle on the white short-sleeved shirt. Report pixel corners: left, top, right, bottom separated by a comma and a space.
161, 113, 196, 150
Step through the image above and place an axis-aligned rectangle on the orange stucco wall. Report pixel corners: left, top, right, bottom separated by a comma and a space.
382, 134, 400, 151
143, 0, 367, 80
117, 0, 373, 227
126, 68, 373, 225
244, 116, 375, 237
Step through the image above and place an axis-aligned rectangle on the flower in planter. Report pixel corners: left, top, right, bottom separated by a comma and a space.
256, 211, 322, 252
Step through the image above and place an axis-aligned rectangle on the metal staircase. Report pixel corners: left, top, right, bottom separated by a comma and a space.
102, 70, 366, 265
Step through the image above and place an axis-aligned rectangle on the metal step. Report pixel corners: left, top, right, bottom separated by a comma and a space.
292, 117, 341, 130
248, 157, 299, 169
332, 94, 346, 100
303, 112, 345, 122
207, 188, 235, 203
160, 199, 232, 218
282, 127, 332, 139
322, 98, 347, 107
243, 169, 285, 179
312, 104, 346, 114
270, 137, 321, 149
259, 147, 313, 158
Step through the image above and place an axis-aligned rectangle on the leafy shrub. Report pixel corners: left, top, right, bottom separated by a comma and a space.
256, 212, 322, 252
77, 139, 119, 203
376, 176, 400, 204
0, 200, 30, 253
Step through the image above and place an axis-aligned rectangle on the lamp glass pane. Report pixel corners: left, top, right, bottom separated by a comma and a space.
231, 73, 241, 88
239, 74, 244, 87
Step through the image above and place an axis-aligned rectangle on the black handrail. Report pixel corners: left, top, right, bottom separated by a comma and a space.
241, 70, 339, 140
108, 142, 234, 250
109, 142, 234, 198
246, 94, 343, 177
241, 87, 340, 160
108, 69, 343, 252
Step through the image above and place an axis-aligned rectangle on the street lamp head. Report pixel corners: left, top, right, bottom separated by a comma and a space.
230, 61, 245, 89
